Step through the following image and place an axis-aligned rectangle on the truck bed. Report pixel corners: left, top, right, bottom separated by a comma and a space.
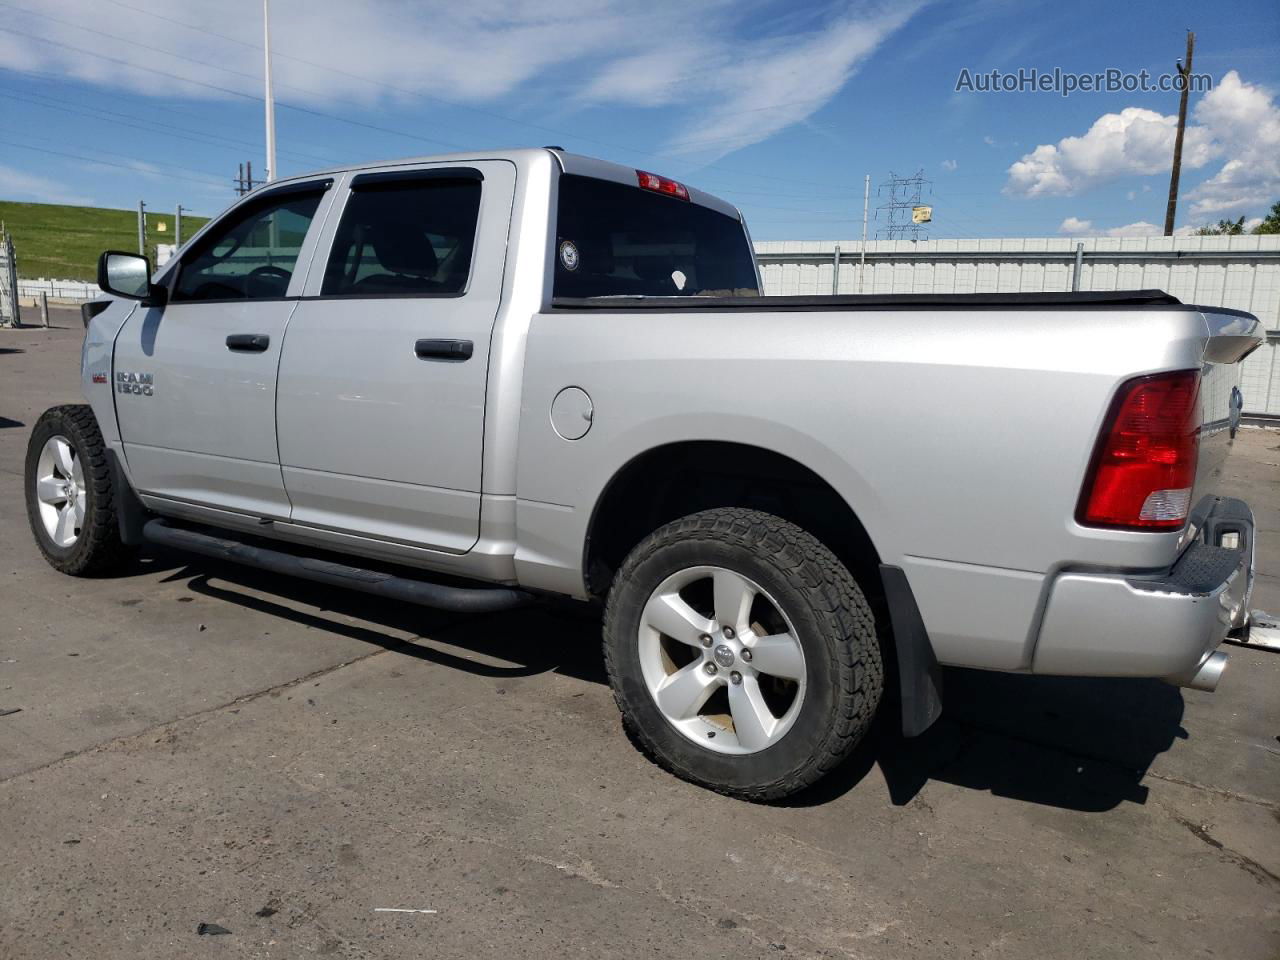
551, 289, 1251, 312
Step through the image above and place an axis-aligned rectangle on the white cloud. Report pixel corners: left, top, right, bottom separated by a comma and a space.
662, 3, 925, 160
983, 135, 997, 146
1006, 107, 1216, 197
0, 0, 922, 164
1057, 217, 1198, 238
0, 165, 93, 205
2, 0, 634, 104
1006, 71, 1280, 221
941, 159, 958, 171
1102, 221, 1161, 237
1185, 72, 1280, 218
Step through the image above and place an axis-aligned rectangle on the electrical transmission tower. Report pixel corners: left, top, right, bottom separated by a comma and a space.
876, 170, 932, 241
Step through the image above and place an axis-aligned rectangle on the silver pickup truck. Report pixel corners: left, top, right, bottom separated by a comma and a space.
25, 148, 1262, 800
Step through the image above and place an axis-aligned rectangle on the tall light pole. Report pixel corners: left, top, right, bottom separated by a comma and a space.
263, 0, 277, 182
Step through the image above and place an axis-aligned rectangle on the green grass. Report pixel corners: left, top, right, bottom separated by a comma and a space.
0, 200, 210, 282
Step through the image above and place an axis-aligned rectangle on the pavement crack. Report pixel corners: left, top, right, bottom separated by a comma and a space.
1145, 771, 1279, 810
0, 644, 405, 786
1166, 810, 1280, 887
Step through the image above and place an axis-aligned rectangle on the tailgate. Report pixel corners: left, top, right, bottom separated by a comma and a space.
1192, 308, 1263, 509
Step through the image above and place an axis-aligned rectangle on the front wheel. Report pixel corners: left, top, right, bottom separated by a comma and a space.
603, 508, 883, 801
25, 405, 131, 576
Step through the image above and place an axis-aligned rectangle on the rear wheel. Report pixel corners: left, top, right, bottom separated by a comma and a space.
603, 507, 883, 801
25, 405, 131, 576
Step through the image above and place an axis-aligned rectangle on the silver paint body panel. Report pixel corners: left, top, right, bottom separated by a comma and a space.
79, 148, 1262, 681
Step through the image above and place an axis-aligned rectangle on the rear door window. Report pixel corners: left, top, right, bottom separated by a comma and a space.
321, 174, 482, 297
553, 174, 759, 298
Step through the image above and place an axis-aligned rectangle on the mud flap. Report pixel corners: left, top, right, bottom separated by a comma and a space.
880, 564, 944, 737
106, 448, 148, 546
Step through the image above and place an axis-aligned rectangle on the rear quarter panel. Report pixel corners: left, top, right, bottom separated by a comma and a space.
515, 305, 1222, 670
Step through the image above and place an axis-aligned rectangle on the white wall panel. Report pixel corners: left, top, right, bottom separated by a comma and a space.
755, 236, 1280, 415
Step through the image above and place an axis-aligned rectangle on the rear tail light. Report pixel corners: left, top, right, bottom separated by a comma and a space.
1077, 370, 1201, 530
636, 170, 689, 201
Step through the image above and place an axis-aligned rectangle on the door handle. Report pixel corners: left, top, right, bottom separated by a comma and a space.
415, 339, 473, 362
226, 333, 270, 352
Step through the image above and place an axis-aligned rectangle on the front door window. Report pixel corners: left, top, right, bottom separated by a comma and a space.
171, 188, 326, 302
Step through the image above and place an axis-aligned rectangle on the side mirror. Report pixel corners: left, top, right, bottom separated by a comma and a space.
97, 251, 166, 306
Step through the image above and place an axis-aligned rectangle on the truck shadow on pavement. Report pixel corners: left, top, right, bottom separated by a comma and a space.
174, 556, 1187, 815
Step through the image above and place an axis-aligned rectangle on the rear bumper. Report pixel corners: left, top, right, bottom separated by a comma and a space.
1031, 497, 1254, 688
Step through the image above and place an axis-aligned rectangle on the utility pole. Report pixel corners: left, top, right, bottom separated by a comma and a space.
858, 174, 870, 293
1163, 30, 1195, 236
174, 204, 184, 248
235, 161, 263, 196
263, 0, 277, 182
137, 200, 146, 256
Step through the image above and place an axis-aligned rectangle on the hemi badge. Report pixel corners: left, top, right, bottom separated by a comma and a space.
91, 373, 108, 384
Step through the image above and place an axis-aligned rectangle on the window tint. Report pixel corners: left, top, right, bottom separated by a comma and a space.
553, 174, 759, 298
322, 178, 481, 297
172, 189, 324, 302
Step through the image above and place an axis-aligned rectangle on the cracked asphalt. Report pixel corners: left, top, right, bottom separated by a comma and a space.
1, 314, 1278, 959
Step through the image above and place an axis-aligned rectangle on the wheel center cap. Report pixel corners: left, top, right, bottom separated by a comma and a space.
713, 644, 736, 669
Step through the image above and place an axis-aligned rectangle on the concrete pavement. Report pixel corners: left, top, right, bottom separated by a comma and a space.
1, 313, 1276, 959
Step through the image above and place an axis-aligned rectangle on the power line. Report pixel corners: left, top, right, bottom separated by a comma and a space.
0, 0, 461, 158
0, 89, 339, 167
2, 6, 1016, 221
0, 138, 226, 190
0, 25, 470, 155
3, 6, 866, 192
9, 130, 230, 185
91, 0, 847, 180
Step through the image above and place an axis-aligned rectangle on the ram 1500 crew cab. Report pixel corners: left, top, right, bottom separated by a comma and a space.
26, 149, 1262, 800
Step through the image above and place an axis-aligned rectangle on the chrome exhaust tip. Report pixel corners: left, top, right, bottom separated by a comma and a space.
1172, 650, 1229, 692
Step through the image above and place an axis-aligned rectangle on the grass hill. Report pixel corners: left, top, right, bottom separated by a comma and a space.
0, 200, 210, 282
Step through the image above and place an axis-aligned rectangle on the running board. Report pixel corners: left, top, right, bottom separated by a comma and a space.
142, 518, 532, 614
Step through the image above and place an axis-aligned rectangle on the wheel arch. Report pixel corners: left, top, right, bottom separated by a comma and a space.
583, 440, 883, 602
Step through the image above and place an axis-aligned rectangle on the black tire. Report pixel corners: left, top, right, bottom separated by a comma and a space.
603, 507, 883, 801
24, 404, 131, 576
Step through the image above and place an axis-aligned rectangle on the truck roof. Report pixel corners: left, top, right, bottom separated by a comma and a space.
255, 148, 744, 221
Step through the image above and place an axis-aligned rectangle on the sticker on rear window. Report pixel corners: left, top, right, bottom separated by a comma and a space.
559, 240, 580, 272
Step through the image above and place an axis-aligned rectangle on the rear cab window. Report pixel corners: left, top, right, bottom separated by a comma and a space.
553, 174, 759, 299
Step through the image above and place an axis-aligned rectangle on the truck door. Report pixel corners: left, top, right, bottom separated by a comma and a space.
114, 180, 334, 518
275, 161, 515, 554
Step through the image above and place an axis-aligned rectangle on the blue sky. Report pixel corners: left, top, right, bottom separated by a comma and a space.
1, 0, 1277, 240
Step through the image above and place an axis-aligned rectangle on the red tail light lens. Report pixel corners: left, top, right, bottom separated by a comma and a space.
1077, 370, 1201, 530
636, 170, 690, 201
